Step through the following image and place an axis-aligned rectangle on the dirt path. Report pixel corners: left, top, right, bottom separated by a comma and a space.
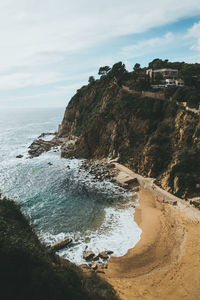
102, 163, 200, 300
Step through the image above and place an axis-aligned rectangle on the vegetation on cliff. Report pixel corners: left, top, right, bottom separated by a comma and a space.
0, 194, 118, 300
58, 59, 200, 198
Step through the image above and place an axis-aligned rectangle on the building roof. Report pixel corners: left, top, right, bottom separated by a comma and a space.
153, 68, 178, 72
175, 79, 184, 82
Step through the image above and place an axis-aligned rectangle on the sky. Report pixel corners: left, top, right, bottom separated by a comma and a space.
0, 0, 200, 108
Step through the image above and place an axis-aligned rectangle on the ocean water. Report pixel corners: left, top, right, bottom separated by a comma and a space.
0, 107, 141, 264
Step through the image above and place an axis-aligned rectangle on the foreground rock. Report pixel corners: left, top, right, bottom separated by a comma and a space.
28, 139, 55, 158
38, 132, 56, 139
90, 263, 98, 271
124, 178, 140, 189
99, 251, 109, 260
105, 250, 114, 255
50, 238, 72, 251
79, 160, 117, 182
28, 134, 65, 158
16, 154, 23, 158
83, 251, 95, 261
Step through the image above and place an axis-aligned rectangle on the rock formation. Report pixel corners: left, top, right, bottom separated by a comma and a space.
55, 76, 200, 198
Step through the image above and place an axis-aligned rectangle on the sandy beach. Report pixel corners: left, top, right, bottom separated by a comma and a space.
102, 163, 200, 300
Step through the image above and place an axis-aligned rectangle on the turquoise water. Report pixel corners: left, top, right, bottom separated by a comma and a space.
0, 107, 141, 264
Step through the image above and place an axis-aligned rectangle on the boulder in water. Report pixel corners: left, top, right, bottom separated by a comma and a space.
50, 238, 72, 251
105, 250, 113, 255
83, 251, 95, 261
99, 251, 109, 260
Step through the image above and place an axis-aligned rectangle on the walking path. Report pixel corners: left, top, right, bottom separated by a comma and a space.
114, 162, 200, 222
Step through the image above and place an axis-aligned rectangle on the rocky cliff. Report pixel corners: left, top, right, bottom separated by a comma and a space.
57, 76, 200, 198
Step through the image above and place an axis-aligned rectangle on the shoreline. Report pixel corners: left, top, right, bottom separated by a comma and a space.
102, 162, 200, 300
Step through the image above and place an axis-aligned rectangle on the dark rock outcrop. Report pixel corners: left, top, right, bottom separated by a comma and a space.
83, 251, 95, 261
28, 139, 55, 157
38, 132, 56, 139
50, 238, 72, 251
79, 160, 116, 182
99, 251, 109, 260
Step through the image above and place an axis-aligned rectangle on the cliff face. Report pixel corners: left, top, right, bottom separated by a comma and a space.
58, 78, 200, 198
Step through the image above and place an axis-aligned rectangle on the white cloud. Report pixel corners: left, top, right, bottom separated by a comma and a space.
121, 32, 174, 58
186, 21, 200, 51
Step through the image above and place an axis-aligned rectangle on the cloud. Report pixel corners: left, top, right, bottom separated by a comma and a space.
1, 0, 200, 103
2, 82, 86, 108
186, 21, 200, 51
20, 82, 86, 100
121, 32, 174, 58
1, 1, 200, 72
0, 72, 65, 90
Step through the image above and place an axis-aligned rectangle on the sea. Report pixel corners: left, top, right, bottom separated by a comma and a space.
0, 107, 141, 264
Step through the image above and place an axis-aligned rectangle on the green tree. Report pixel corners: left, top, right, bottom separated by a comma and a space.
172, 87, 189, 102
154, 73, 164, 84
187, 89, 200, 108
135, 77, 150, 91
164, 86, 178, 99
88, 76, 95, 84
133, 63, 141, 71
179, 64, 200, 87
109, 62, 127, 79
98, 66, 111, 77
148, 58, 169, 69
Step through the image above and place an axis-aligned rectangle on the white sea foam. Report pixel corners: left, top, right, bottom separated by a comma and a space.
41, 196, 141, 265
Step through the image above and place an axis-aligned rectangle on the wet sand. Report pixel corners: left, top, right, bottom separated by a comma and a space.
102, 163, 200, 300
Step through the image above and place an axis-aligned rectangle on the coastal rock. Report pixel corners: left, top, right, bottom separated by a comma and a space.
28, 139, 55, 158
173, 176, 180, 194
80, 264, 90, 270
90, 263, 98, 271
83, 251, 95, 261
38, 132, 56, 139
99, 251, 109, 260
100, 263, 108, 269
79, 160, 116, 183
105, 250, 113, 255
28, 134, 64, 158
92, 255, 99, 261
16, 154, 23, 158
124, 178, 140, 188
50, 238, 72, 251
96, 270, 105, 274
